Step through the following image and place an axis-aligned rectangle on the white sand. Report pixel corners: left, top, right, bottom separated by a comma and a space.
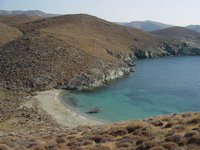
34, 89, 103, 127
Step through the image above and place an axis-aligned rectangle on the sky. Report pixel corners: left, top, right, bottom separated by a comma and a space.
0, 0, 200, 26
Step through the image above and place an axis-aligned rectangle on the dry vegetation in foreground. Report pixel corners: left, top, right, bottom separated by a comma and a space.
1, 111, 200, 150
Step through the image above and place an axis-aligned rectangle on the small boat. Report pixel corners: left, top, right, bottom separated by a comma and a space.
88, 107, 102, 113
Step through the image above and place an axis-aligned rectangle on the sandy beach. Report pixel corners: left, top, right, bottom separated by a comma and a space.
34, 89, 104, 127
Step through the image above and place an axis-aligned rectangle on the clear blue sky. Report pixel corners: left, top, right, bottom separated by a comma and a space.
0, 0, 200, 26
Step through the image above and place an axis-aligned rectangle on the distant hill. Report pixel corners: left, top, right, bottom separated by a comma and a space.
185, 25, 200, 33
0, 14, 42, 26
0, 23, 22, 45
116, 20, 173, 31
151, 26, 200, 39
0, 10, 60, 17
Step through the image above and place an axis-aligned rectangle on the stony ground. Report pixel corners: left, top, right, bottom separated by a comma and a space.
0, 90, 59, 132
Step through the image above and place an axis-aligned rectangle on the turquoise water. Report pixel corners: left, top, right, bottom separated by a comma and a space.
61, 56, 200, 122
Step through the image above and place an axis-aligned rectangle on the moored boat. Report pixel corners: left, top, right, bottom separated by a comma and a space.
88, 107, 102, 113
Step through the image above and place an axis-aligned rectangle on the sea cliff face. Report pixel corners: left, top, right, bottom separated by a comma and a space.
66, 67, 131, 91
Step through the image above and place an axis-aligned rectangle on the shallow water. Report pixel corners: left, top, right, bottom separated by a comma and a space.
61, 56, 200, 122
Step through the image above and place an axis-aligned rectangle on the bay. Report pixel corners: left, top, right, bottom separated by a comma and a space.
61, 56, 200, 122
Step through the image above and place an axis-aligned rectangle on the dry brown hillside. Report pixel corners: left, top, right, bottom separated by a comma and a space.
17, 14, 172, 60
0, 14, 42, 27
151, 26, 200, 39
0, 32, 130, 92
0, 23, 23, 45
1, 14, 200, 92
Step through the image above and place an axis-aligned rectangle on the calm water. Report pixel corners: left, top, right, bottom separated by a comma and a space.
61, 56, 200, 122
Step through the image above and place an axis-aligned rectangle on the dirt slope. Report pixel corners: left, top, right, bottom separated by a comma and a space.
0, 23, 22, 45
0, 14, 42, 26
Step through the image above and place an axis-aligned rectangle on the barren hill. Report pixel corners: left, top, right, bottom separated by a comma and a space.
0, 14, 42, 26
17, 14, 177, 59
0, 23, 23, 45
0, 10, 59, 17
151, 26, 200, 39
117, 20, 172, 31
1, 14, 200, 92
186, 25, 200, 33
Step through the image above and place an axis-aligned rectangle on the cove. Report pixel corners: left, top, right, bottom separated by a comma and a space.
61, 56, 200, 122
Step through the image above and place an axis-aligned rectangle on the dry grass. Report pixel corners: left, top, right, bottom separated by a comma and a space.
1, 112, 200, 149
0, 23, 22, 46
17, 14, 174, 60
0, 14, 42, 26
151, 26, 200, 39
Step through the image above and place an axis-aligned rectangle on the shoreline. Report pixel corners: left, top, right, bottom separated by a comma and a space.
34, 89, 104, 127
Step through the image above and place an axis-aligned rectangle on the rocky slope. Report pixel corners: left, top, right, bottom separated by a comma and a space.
0, 32, 130, 92
151, 26, 200, 55
0, 23, 23, 46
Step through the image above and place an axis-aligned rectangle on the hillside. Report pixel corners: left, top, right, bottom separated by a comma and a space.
186, 25, 200, 33
17, 14, 178, 60
0, 23, 23, 45
0, 14, 42, 26
116, 20, 172, 31
0, 10, 59, 17
151, 26, 200, 39
1, 14, 200, 92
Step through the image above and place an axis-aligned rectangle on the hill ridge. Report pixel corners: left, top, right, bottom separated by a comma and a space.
151, 26, 200, 39
0, 10, 60, 17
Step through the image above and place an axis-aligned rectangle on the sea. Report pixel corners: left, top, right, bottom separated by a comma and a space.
61, 56, 200, 122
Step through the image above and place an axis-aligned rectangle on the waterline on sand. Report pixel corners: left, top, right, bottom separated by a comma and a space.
34, 89, 104, 127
